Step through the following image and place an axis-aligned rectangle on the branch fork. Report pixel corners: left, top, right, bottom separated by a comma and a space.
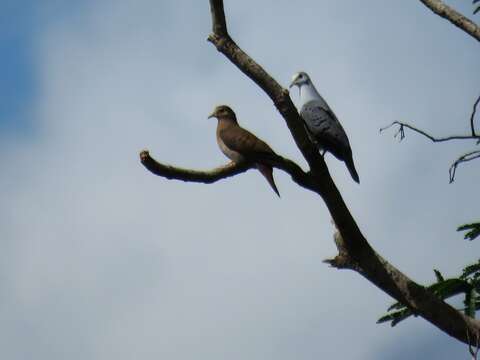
140, 0, 480, 345
380, 94, 480, 182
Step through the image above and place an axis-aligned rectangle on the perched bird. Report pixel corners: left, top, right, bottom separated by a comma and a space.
289, 71, 360, 183
208, 105, 280, 197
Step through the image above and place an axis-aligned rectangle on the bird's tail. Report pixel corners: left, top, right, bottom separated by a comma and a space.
345, 155, 360, 184
256, 163, 280, 197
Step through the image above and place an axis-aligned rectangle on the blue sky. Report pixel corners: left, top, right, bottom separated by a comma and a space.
0, 1, 479, 359
1, 1, 38, 133
0, 1, 89, 134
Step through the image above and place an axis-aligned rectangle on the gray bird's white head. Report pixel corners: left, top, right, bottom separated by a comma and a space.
289, 71, 311, 89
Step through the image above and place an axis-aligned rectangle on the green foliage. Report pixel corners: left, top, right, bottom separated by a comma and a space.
465, 288, 477, 318
378, 0, 479, 334
378, 261, 480, 326
377, 308, 414, 327
458, 222, 480, 241
379, 224, 480, 326
461, 260, 480, 279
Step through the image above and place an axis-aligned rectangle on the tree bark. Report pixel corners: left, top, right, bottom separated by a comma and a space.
419, 0, 480, 42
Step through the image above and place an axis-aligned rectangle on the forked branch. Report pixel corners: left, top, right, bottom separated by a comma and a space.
449, 150, 480, 183
140, 150, 317, 192
381, 94, 480, 182
140, 0, 480, 345
380, 121, 480, 143
381, 95, 480, 142
205, 0, 480, 345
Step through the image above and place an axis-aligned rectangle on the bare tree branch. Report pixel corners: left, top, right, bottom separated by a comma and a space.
140, 150, 250, 183
419, 0, 480, 42
381, 93, 480, 183
380, 121, 480, 143
140, 150, 319, 192
140, 0, 480, 345
471, 94, 480, 137
449, 150, 480, 183
207, 0, 325, 174
204, 0, 480, 345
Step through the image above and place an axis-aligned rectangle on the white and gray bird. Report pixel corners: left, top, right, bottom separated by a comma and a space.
289, 71, 359, 183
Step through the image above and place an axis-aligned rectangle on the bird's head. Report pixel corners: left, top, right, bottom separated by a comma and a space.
289, 71, 310, 89
208, 105, 237, 121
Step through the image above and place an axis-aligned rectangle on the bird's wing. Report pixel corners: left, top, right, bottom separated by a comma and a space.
300, 100, 351, 158
219, 126, 276, 161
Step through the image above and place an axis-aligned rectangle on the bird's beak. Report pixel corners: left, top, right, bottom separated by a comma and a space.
208, 111, 215, 119
288, 79, 297, 89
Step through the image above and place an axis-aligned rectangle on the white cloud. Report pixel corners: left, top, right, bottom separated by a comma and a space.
1, 0, 478, 359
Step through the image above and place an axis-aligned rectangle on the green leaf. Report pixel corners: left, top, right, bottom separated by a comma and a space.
428, 278, 470, 299
380, 259, 480, 327
379, 278, 471, 327
387, 301, 405, 312
377, 308, 413, 326
434, 269, 444, 282
465, 288, 477, 318
457, 222, 480, 241
461, 260, 480, 279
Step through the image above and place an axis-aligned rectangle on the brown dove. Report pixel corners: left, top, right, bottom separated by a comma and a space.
208, 105, 280, 197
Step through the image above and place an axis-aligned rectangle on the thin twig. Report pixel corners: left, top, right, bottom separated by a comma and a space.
449, 150, 480, 183
381, 94, 480, 183
380, 121, 480, 143
470, 95, 480, 137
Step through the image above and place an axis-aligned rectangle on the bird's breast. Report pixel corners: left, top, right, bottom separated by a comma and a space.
216, 136, 245, 163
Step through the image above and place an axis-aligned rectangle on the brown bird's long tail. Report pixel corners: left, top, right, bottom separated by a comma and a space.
345, 155, 360, 184
256, 163, 280, 197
